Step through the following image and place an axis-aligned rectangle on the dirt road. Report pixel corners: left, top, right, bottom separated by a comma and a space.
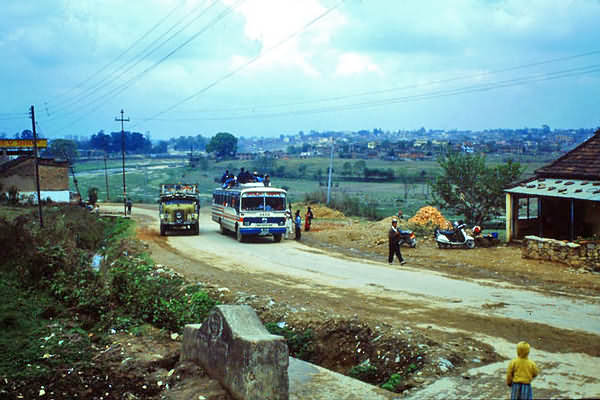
107, 204, 600, 399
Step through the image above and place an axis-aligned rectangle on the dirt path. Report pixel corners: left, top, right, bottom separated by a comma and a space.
107, 204, 600, 399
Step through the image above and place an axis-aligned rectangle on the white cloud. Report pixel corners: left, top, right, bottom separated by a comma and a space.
223, 0, 345, 76
334, 52, 381, 77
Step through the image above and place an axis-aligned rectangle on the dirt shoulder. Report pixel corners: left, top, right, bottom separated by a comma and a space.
302, 216, 600, 298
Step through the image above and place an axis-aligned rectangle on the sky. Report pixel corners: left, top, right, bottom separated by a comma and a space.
1, 0, 600, 140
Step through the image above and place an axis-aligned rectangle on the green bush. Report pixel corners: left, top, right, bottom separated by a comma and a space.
348, 360, 379, 383
264, 322, 314, 360
303, 190, 378, 220
381, 373, 404, 391
108, 257, 216, 333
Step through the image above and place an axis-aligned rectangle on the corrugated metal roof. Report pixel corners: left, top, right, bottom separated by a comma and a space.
505, 178, 600, 201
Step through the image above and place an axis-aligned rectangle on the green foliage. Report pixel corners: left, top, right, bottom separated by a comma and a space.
381, 373, 404, 391
0, 279, 95, 379
431, 152, 524, 225
348, 360, 379, 383
0, 206, 105, 285
380, 363, 418, 392
252, 156, 277, 174
264, 322, 314, 360
46, 138, 78, 160
206, 132, 238, 158
107, 258, 216, 332
304, 190, 378, 220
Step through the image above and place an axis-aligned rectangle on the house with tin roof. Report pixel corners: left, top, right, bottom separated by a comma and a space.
504, 129, 600, 241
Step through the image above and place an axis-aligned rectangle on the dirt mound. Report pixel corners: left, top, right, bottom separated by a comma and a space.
408, 206, 451, 229
300, 204, 345, 219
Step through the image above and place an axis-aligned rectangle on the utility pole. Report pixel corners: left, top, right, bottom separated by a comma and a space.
326, 136, 334, 205
104, 151, 110, 201
115, 109, 129, 216
29, 105, 43, 227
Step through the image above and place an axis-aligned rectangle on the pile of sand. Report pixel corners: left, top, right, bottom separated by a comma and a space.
301, 204, 345, 219
407, 206, 451, 229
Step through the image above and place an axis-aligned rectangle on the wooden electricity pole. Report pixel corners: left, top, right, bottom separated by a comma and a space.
30, 105, 43, 227
115, 109, 129, 216
104, 152, 110, 201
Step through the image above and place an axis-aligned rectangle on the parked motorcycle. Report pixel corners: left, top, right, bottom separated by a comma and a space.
398, 229, 417, 248
434, 222, 475, 249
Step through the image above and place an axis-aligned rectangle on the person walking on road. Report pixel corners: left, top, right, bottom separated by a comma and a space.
506, 341, 539, 400
294, 210, 302, 240
388, 218, 406, 265
126, 198, 132, 216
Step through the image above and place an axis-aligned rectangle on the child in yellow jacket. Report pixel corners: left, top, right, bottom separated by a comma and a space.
506, 341, 540, 400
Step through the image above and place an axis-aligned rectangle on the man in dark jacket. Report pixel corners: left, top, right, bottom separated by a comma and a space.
388, 218, 406, 265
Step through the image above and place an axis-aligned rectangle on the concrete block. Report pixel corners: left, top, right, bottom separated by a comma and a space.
181, 305, 289, 400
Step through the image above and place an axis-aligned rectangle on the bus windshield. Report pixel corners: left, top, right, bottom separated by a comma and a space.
241, 193, 286, 211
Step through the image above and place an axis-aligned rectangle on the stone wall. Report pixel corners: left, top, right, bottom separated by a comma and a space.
522, 235, 600, 272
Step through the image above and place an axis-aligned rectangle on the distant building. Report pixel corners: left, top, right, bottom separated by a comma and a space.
0, 156, 70, 203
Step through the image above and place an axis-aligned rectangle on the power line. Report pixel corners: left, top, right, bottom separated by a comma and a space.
139, 63, 600, 121
45, 0, 242, 136
171, 49, 600, 115
49, 0, 186, 111
48, 0, 208, 114
132, 0, 346, 129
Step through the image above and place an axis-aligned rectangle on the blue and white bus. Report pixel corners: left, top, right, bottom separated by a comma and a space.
211, 182, 287, 242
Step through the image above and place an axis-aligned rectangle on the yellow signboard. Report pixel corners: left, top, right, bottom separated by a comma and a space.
0, 139, 48, 148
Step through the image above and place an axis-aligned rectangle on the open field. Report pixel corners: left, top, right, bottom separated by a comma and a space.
73, 156, 546, 219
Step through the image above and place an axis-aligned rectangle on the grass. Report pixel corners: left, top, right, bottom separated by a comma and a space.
0, 279, 95, 379
72, 156, 544, 220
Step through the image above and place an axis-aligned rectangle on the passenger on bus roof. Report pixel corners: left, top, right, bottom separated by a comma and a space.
223, 175, 236, 188
253, 171, 264, 183
221, 170, 229, 184
263, 174, 270, 187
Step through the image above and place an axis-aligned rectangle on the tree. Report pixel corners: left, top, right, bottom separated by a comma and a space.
298, 164, 307, 176
342, 161, 353, 176
206, 132, 237, 158
152, 140, 168, 153
353, 160, 366, 172
19, 130, 34, 139
46, 139, 78, 160
431, 152, 524, 226
90, 130, 110, 151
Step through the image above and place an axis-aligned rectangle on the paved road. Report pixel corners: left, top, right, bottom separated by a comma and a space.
121, 205, 600, 335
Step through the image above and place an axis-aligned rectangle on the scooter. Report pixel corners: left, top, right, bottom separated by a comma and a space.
434, 222, 475, 249
398, 229, 417, 248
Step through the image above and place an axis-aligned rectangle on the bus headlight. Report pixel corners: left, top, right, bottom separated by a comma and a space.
279, 220, 285, 226
243, 219, 250, 226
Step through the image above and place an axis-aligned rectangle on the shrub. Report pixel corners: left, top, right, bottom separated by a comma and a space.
348, 360, 379, 383
264, 322, 314, 360
303, 190, 378, 220
108, 257, 216, 332
381, 373, 404, 391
